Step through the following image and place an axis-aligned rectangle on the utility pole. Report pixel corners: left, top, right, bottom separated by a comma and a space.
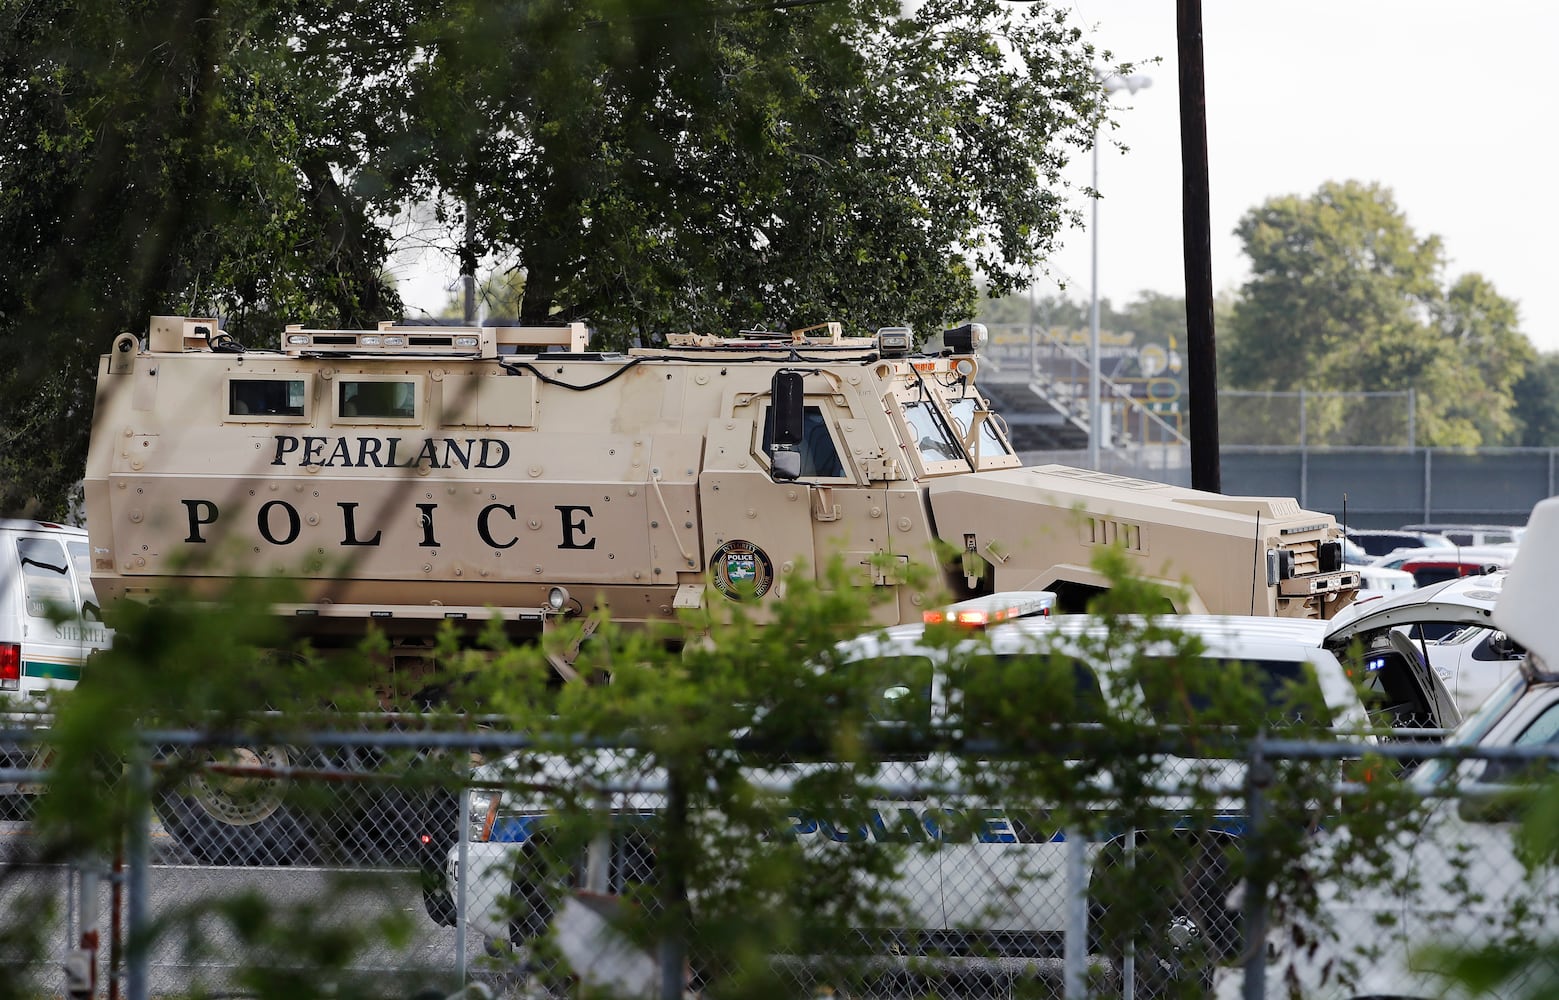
1178, 0, 1221, 492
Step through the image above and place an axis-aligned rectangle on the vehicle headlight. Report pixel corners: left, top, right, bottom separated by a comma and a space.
467, 788, 502, 842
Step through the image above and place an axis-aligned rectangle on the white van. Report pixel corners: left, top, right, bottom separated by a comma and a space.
0, 519, 112, 702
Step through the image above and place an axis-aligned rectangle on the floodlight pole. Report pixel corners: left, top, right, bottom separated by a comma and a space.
1088, 73, 1152, 472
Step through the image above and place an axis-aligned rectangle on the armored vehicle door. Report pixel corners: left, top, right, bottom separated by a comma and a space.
697, 385, 903, 624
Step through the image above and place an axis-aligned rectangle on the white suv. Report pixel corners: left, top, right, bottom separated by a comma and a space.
1245, 497, 1559, 1000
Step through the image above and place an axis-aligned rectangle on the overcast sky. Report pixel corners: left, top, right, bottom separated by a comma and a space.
1044, 0, 1559, 352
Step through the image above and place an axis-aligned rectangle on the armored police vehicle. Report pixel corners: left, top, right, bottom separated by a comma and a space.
82, 315, 1359, 865
85, 315, 1356, 673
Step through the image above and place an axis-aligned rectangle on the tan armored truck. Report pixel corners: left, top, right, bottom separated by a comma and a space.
83, 316, 1359, 865
86, 316, 1358, 657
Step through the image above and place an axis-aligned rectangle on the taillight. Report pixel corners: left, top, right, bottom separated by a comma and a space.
0, 643, 20, 691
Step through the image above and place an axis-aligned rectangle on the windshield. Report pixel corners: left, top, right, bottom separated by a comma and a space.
901, 399, 966, 466
945, 396, 1012, 463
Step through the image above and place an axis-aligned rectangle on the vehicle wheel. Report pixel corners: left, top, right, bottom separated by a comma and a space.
504, 840, 579, 996
1090, 833, 1237, 999
156, 744, 317, 866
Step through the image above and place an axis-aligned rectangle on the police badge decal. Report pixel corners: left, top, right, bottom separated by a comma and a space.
709, 540, 775, 600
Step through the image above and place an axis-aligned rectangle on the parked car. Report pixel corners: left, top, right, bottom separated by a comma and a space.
1345, 528, 1452, 557
1399, 522, 1525, 547
1370, 545, 1515, 589
436, 592, 1465, 991
1241, 495, 1559, 1000
0, 518, 110, 703
1324, 570, 1523, 718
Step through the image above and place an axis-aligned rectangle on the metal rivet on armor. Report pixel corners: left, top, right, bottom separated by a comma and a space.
422, 564, 433, 573
870, 506, 883, 518
651, 520, 659, 528
129, 511, 142, 523
897, 517, 912, 531
528, 519, 541, 530
528, 465, 542, 477
306, 513, 319, 526
746, 508, 757, 519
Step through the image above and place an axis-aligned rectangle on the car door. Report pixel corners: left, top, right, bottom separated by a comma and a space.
12, 531, 85, 699
1399, 687, 1559, 989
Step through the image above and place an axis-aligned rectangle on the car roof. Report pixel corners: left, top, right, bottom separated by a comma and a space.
1325, 571, 1506, 639
0, 519, 87, 535
1371, 545, 1516, 567
835, 613, 1360, 717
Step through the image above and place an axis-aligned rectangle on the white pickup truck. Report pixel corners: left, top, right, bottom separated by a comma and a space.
434, 587, 1467, 995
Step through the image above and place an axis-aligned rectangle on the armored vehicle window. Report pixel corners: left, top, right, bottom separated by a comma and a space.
16, 538, 73, 620
229, 378, 307, 417
760, 405, 844, 478
945, 397, 1012, 461
901, 399, 965, 466
338, 379, 417, 421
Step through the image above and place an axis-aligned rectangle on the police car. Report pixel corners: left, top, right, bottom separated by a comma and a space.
437, 590, 1409, 989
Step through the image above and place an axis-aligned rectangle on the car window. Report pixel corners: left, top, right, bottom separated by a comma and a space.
1358, 650, 1437, 729
943, 396, 1012, 463
16, 537, 74, 619
856, 655, 934, 730
1140, 656, 1330, 727
66, 540, 102, 622
958, 652, 1107, 731
900, 399, 967, 466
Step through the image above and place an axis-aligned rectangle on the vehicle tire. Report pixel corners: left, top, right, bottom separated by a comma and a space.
1090, 833, 1238, 999
155, 744, 317, 866
504, 840, 577, 998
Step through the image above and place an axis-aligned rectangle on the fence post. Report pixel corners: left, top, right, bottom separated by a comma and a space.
125, 745, 151, 1000
1241, 736, 1271, 1000
1063, 825, 1086, 999
455, 751, 470, 984
659, 767, 689, 1000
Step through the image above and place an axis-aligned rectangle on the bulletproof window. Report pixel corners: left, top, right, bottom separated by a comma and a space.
229, 378, 307, 417
945, 396, 1012, 461
760, 405, 845, 478
16, 538, 73, 620
338, 379, 417, 420
901, 398, 965, 465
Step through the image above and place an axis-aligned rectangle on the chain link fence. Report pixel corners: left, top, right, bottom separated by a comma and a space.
1219, 390, 1417, 449
4, 724, 1559, 999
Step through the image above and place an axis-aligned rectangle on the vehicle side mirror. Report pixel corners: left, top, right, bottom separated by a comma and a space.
771, 448, 801, 481
770, 371, 804, 482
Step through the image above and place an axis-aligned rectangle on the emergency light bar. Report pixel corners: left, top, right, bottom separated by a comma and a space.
923, 591, 1056, 628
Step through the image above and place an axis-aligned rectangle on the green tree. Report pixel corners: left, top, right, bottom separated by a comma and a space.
1511, 352, 1559, 446
0, 0, 400, 518
1220, 180, 1531, 447
368, 0, 1117, 343
2, 0, 1128, 517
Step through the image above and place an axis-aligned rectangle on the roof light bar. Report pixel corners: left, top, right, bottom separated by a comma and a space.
923, 590, 1057, 628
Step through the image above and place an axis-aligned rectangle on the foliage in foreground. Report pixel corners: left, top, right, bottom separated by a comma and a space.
0, 547, 1468, 999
